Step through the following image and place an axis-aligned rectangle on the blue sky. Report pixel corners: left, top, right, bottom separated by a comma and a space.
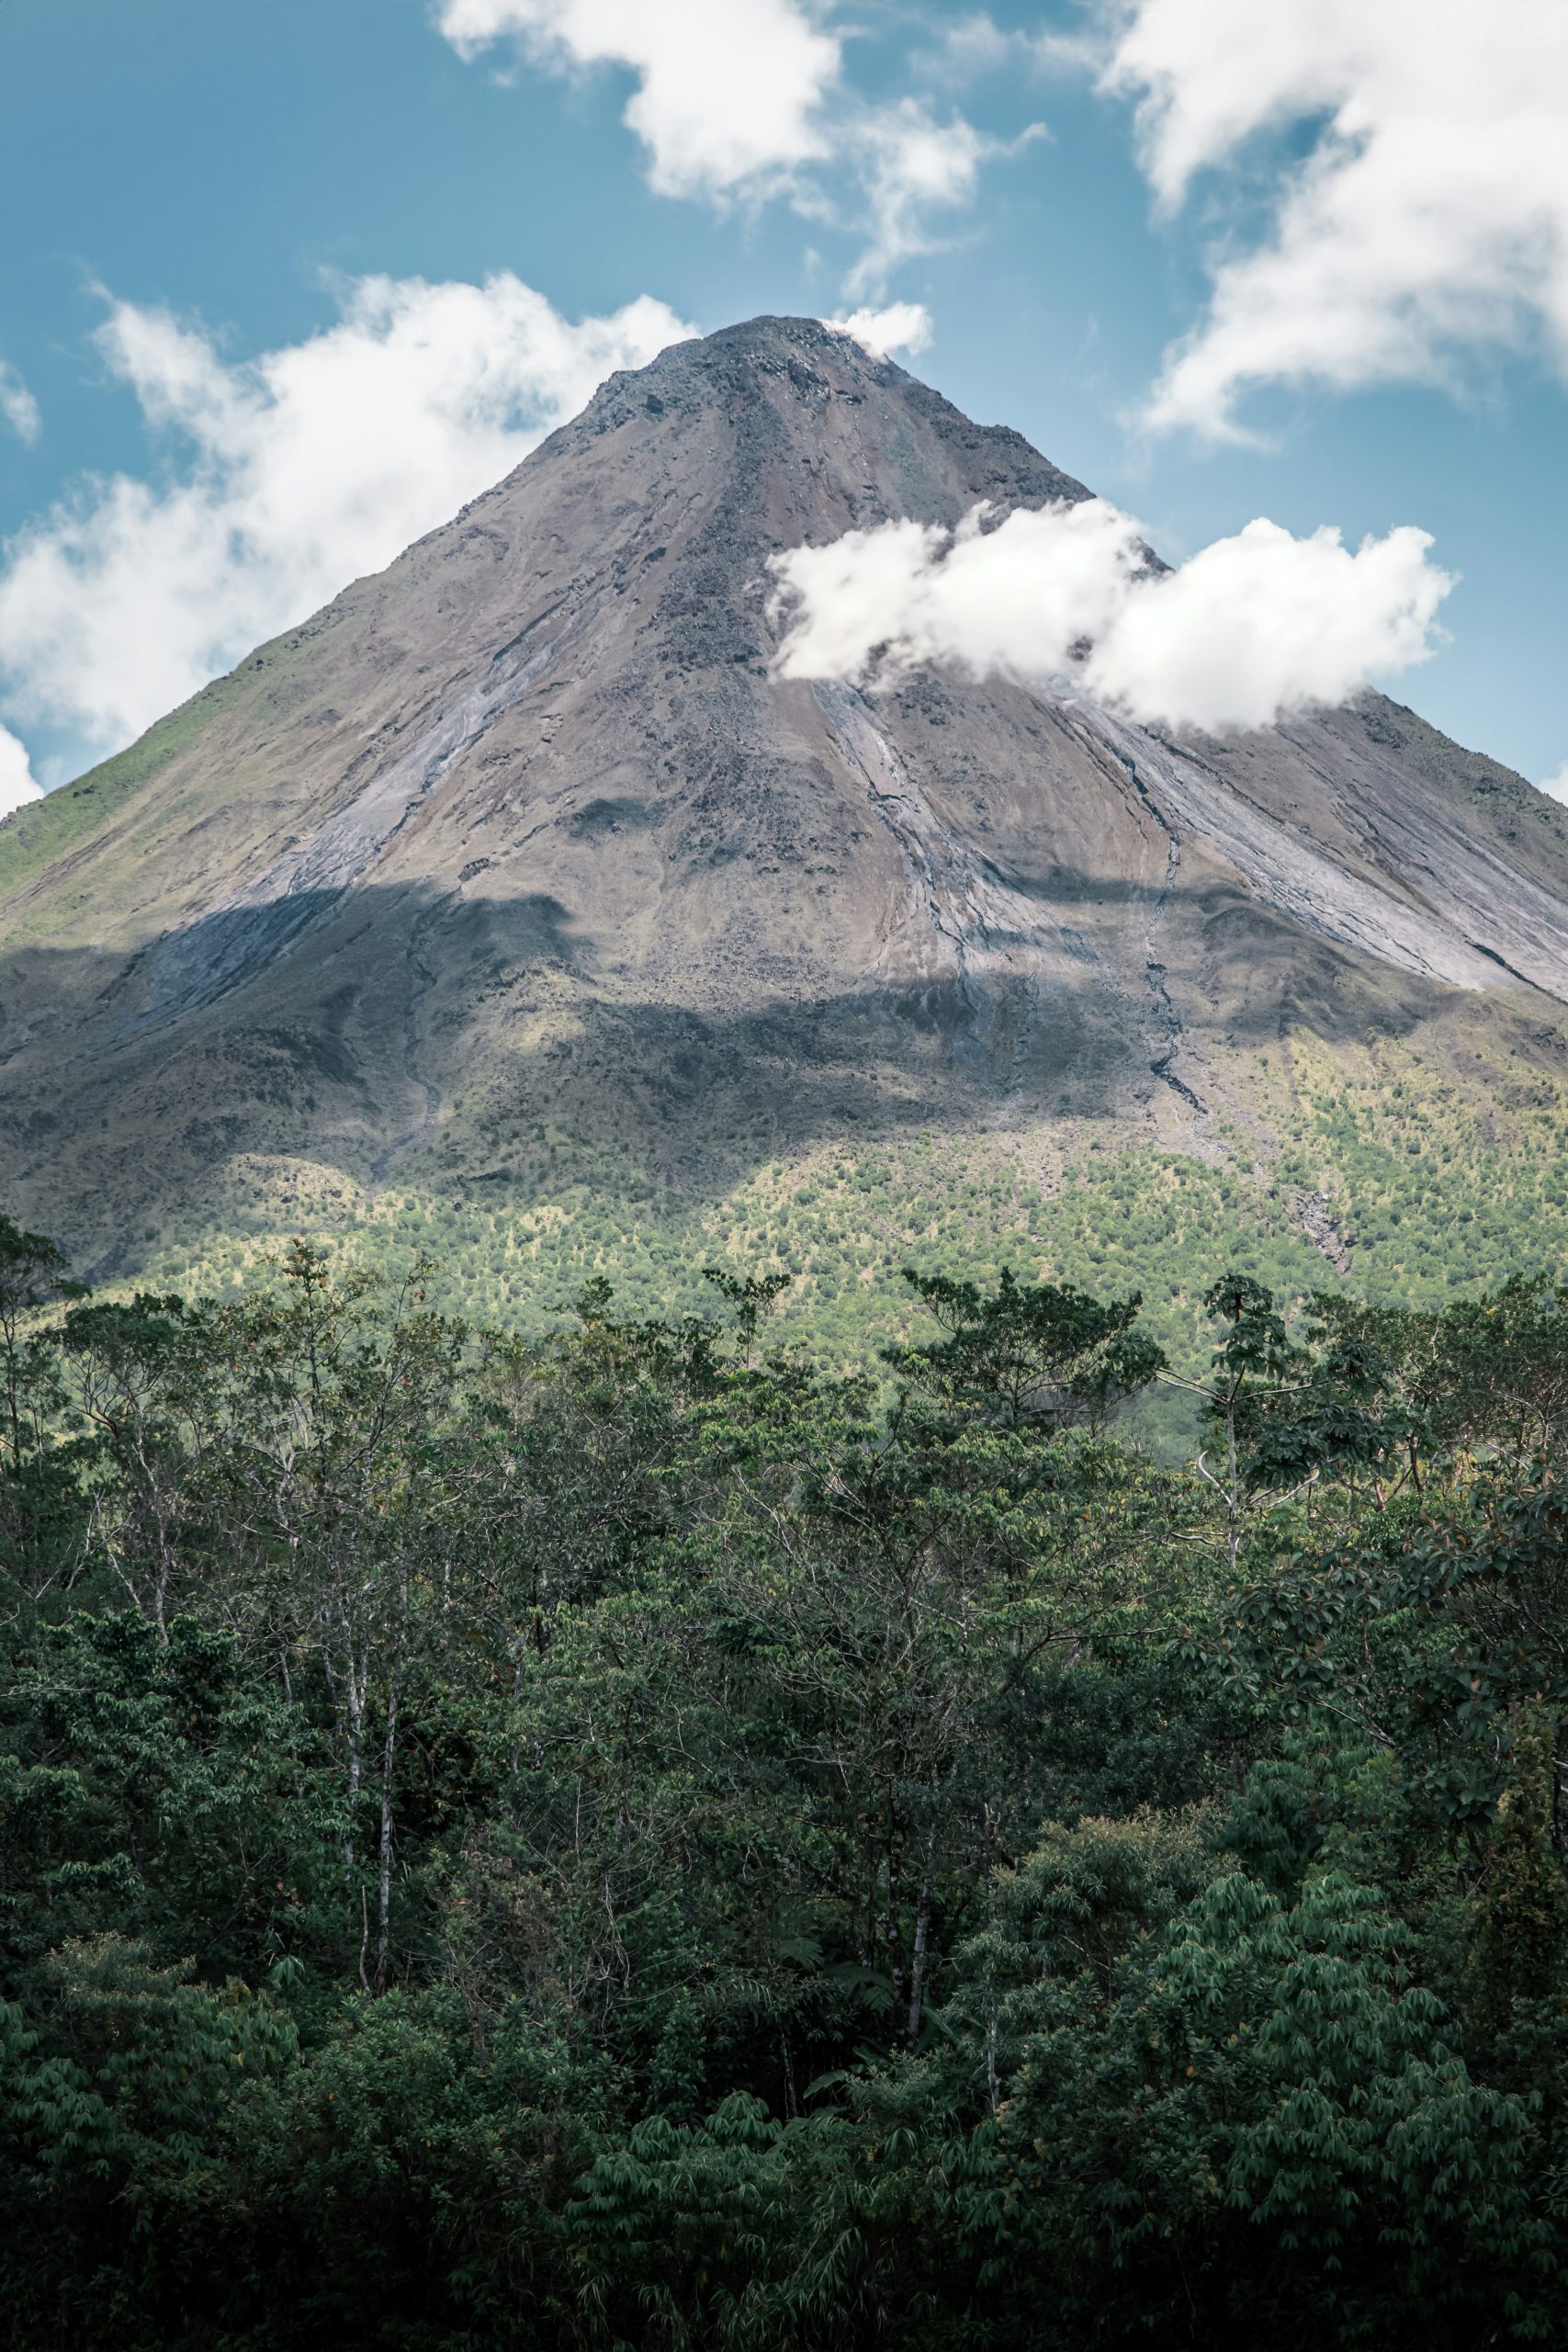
1, 0, 1563, 807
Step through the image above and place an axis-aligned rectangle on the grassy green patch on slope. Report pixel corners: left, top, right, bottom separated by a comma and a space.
0, 681, 248, 907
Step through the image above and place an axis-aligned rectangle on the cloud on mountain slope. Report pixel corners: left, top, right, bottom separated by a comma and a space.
1540, 766, 1568, 805
1099, 0, 1568, 437
0, 725, 41, 819
0, 275, 694, 761
435, 0, 1032, 297
770, 497, 1454, 734
828, 302, 932, 358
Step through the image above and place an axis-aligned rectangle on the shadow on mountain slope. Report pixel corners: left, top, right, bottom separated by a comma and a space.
5, 878, 1561, 1282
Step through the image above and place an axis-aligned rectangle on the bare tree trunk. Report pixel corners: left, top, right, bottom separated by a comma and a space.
150, 1475, 176, 1647
342, 1617, 367, 1883
375, 1655, 401, 1993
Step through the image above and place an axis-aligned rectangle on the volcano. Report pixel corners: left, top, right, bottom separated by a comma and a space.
5, 315, 1568, 1304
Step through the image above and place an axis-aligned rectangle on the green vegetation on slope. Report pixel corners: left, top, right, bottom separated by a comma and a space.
6, 1206, 1568, 2346
0, 611, 331, 924
141, 1017, 1568, 1389
0, 688, 237, 907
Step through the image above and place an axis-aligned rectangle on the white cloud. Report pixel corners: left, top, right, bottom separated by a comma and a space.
435, 0, 840, 197
773, 503, 1138, 687
0, 723, 41, 820
435, 4, 1032, 299
1099, 0, 1568, 436
828, 301, 933, 358
1084, 514, 1454, 731
1540, 765, 1568, 804
927, 14, 1015, 78
0, 275, 694, 758
770, 496, 1455, 734
919, 13, 1100, 83
0, 360, 39, 445
843, 101, 1032, 298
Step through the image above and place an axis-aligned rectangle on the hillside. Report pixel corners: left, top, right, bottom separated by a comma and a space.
4, 314, 1568, 1340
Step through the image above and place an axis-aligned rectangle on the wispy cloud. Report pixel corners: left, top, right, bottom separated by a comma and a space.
0, 359, 40, 446
915, 11, 1100, 84
435, 0, 1039, 299
771, 496, 1454, 734
842, 103, 1041, 299
1098, 0, 1568, 437
0, 276, 694, 759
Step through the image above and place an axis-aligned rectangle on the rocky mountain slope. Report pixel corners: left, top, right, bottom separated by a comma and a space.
4, 315, 1568, 1320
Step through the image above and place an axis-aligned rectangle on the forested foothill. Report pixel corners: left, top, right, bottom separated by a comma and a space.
6, 1207, 1568, 2347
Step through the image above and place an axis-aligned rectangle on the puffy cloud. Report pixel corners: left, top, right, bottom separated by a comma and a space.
770, 496, 1455, 734
1540, 765, 1568, 805
0, 723, 41, 820
435, 0, 840, 197
436, 4, 1032, 299
1084, 515, 1454, 731
0, 275, 694, 756
1099, 0, 1568, 436
773, 503, 1140, 688
827, 301, 933, 358
0, 361, 39, 446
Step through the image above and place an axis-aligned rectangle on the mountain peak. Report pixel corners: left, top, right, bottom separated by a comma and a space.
3, 317, 1566, 1288
454, 307, 1091, 575
601, 311, 907, 395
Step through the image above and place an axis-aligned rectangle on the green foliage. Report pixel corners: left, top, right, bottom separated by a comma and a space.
0, 1213, 91, 1609
0, 641, 288, 920
4, 1224, 1568, 2346
963, 1852, 1550, 2345
888, 1264, 1166, 1430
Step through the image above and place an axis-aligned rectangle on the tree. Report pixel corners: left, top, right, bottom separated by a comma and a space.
63, 1293, 199, 1642
0, 1214, 87, 1611
887, 1267, 1165, 1434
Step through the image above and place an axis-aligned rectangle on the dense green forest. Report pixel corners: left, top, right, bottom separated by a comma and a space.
6, 1205, 1568, 2347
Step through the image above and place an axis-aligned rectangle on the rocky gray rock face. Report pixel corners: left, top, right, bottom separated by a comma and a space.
4, 313, 1568, 1269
